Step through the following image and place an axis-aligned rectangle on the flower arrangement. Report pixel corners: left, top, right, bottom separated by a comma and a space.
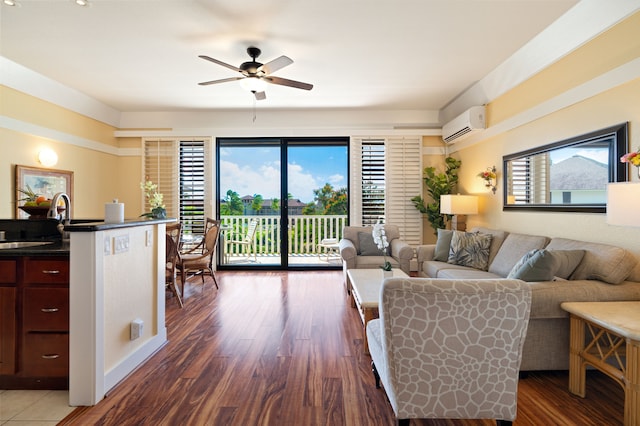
621, 148, 640, 178
140, 180, 166, 219
477, 166, 497, 194
621, 149, 640, 166
372, 220, 392, 271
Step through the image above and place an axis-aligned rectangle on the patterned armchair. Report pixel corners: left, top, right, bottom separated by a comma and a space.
366, 278, 531, 426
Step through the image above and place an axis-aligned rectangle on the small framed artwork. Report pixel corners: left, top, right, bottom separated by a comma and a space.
15, 165, 74, 219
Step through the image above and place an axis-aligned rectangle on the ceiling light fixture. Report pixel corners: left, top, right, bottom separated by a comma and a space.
3, 0, 18, 6
74, 0, 89, 6
239, 76, 267, 93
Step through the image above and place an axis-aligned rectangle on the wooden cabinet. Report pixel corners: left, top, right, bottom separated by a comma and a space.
0, 256, 69, 389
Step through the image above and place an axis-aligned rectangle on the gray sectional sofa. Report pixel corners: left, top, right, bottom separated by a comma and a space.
416, 227, 640, 371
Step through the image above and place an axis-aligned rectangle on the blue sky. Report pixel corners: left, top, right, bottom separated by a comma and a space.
219, 146, 348, 203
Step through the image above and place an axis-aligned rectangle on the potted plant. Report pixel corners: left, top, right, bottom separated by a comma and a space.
411, 157, 461, 234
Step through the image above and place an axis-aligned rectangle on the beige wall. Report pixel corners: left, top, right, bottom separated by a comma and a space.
456, 78, 640, 258
0, 87, 142, 219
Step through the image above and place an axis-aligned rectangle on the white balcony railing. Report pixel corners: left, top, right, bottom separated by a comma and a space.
220, 215, 347, 258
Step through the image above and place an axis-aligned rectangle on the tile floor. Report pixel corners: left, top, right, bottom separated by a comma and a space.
0, 390, 75, 426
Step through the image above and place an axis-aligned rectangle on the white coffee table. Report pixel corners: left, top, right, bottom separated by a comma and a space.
347, 268, 409, 354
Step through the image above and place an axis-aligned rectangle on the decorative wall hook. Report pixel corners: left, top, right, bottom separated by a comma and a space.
478, 166, 497, 194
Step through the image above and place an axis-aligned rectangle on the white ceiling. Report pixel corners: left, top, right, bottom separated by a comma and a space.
0, 0, 589, 115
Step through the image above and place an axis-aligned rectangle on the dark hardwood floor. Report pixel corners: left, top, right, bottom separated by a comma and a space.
61, 271, 624, 425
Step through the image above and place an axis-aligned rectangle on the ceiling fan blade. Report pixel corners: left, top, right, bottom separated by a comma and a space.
198, 76, 243, 86
264, 76, 313, 91
198, 55, 243, 73
254, 91, 266, 101
258, 55, 293, 75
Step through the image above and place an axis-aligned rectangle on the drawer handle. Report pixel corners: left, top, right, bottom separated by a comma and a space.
42, 270, 61, 275
42, 354, 60, 359
41, 308, 59, 313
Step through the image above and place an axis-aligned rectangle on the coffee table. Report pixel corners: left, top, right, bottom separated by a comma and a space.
561, 301, 640, 426
347, 268, 409, 354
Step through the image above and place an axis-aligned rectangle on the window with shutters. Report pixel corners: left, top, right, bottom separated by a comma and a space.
350, 137, 422, 246
143, 139, 211, 236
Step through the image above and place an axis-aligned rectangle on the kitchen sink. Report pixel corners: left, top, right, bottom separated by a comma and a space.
0, 241, 55, 249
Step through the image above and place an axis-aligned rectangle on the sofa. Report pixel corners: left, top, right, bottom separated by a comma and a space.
339, 224, 414, 294
416, 227, 640, 371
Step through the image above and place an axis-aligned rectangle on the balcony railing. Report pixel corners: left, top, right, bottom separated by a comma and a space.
220, 215, 347, 259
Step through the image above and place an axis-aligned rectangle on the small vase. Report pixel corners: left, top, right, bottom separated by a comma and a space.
151, 207, 167, 219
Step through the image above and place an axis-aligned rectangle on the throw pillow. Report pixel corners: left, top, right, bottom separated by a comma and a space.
358, 232, 380, 256
507, 249, 586, 282
433, 229, 454, 261
447, 231, 493, 271
507, 249, 557, 281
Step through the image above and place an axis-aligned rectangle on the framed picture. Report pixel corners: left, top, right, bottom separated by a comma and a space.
15, 165, 74, 219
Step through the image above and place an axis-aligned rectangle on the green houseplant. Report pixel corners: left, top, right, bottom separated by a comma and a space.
411, 157, 462, 234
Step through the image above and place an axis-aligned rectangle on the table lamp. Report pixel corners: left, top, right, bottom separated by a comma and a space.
607, 182, 640, 227
440, 194, 478, 231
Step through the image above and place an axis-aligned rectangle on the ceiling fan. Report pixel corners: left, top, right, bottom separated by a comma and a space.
198, 46, 313, 100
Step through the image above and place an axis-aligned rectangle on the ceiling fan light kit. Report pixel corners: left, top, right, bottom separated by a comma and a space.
198, 46, 313, 101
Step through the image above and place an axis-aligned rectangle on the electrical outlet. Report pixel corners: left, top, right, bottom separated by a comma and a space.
130, 318, 144, 340
146, 230, 152, 247
104, 237, 111, 256
114, 234, 129, 254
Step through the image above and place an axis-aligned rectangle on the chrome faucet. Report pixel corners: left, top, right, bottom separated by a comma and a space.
47, 193, 71, 242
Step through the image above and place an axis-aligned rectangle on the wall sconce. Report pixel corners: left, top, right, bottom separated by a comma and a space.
607, 182, 640, 227
38, 148, 58, 168
478, 166, 497, 194
440, 194, 478, 231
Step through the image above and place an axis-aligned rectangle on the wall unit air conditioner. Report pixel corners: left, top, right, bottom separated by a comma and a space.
442, 106, 486, 143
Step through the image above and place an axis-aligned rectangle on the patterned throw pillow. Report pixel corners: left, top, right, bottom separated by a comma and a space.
447, 231, 493, 270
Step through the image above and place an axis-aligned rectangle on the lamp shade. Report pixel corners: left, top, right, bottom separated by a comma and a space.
607, 182, 640, 227
440, 194, 478, 215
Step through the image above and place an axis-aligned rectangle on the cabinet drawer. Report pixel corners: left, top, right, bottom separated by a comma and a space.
23, 288, 69, 331
23, 259, 69, 284
22, 333, 69, 377
0, 260, 16, 283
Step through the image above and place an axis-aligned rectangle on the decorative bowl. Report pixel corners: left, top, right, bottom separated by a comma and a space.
19, 205, 66, 219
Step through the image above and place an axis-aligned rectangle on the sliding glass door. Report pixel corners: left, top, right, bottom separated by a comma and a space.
217, 137, 348, 269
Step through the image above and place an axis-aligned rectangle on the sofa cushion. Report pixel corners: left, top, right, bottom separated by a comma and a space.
437, 268, 502, 279
547, 238, 638, 284
433, 229, 454, 261
528, 279, 640, 319
507, 249, 585, 282
469, 227, 509, 266
447, 230, 493, 271
488, 233, 549, 277
358, 232, 381, 256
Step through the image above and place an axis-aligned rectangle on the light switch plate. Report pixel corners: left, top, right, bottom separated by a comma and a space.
104, 237, 111, 256
146, 230, 152, 246
114, 234, 129, 254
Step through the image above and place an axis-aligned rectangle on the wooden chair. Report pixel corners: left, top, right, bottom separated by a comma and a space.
225, 218, 258, 263
177, 219, 220, 295
165, 222, 183, 308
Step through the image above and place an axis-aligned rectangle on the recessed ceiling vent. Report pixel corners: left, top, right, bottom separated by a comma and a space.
442, 106, 486, 144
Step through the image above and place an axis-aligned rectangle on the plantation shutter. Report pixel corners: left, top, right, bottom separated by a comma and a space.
350, 138, 386, 226
143, 139, 179, 217
143, 139, 212, 235
386, 137, 422, 247
179, 140, 207, 235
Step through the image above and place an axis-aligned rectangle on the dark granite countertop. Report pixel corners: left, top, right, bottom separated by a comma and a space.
65, 217, 176, 232
0, 217, 175, 257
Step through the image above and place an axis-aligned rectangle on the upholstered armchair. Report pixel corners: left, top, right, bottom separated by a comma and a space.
366, 277, 532, 426
339, 224, 413, 293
